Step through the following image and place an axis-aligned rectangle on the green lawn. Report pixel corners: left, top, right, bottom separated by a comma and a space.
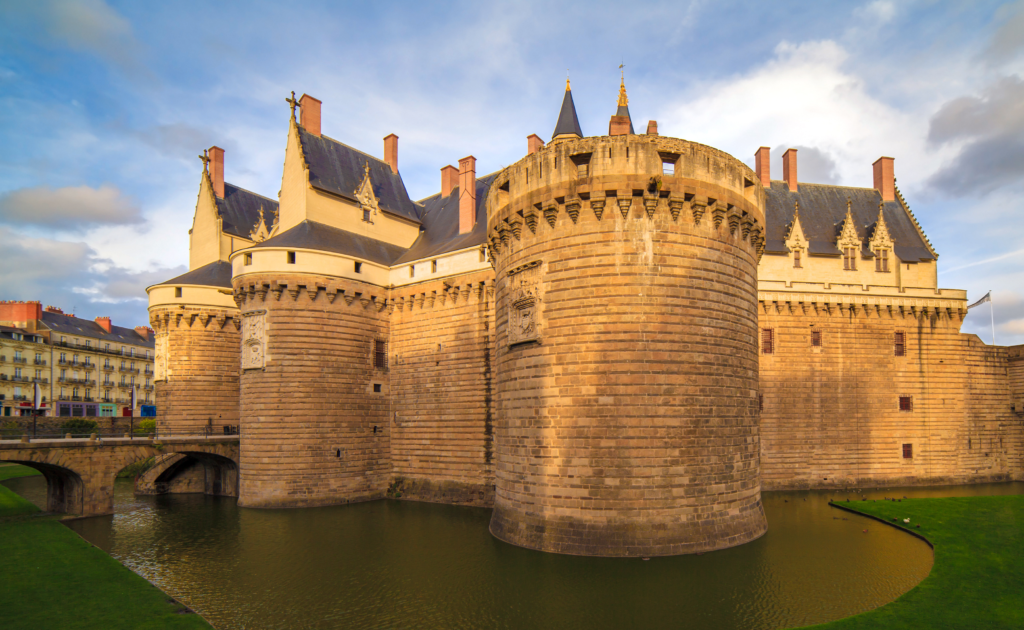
811, 495, 1023, 630
0, 481, 212, 629
0, 463, 42, 483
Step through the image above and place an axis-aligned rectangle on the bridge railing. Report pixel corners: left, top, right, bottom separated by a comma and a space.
0, 428, 240, 443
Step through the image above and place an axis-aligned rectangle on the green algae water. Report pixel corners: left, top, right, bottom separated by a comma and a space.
6, 477, 1019, 629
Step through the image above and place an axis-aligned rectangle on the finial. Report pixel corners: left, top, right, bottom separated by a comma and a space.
286, 91, 299, 120
566, 70, 570, 92
618, 74, 628, 107
794, 201, 800, 215
847, 198, 852, 213
364, 161, 371, 178
198, 149, 209, 173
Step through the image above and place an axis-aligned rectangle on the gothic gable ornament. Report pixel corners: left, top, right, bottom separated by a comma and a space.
869, 202, 895, 251
784, 201, 808, 252
836, 200, 862, 251
354, 161, 379, 222
249, 206, 279, 243
242, 310, 267, 370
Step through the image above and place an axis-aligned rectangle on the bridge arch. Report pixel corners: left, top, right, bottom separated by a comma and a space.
0, 458, 85, 514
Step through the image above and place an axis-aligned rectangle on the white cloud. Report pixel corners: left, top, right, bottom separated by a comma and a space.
0, 184, 143, 230
855, 1, 896, 25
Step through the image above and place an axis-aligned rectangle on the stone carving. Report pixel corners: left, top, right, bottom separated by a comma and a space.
154, 332, 168, 381
507, 260, 541, 347
241, 310, 267, 370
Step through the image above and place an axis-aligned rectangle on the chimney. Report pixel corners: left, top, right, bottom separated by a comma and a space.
873, 156, 895, 202
0, 301, 42, 329
441, 165, 459, 198
527, 134, 544, 155
646, 120, 659, 136
95, 317, 112, 333
609, 116, 631, 136
755, 146, 771, 187
208, 146, 225, 198
299, 94, 321, 136
134, 326, 153, 341
458, 156, 477, 234
384, 134, 399, 174
45, 306, 63, 314
782, 148, 798, 192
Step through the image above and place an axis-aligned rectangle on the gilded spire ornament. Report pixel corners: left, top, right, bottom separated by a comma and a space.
618, 74, 628, 107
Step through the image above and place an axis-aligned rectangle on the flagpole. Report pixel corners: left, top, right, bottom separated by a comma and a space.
990, 290, 996, 346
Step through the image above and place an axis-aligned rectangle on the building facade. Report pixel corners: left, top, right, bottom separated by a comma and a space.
0, 302, 155, 418
148, 81, 1024, 557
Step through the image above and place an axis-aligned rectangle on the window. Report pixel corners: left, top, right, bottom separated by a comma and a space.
843, 247, 857, 270
287, 251, 296, 264
894, 332, 906, 357
85, 340, 91, 348
373, 383, 382, 393
373, 339, 387, 370
431, 260, 438, 273
899, 396, 913, 411
175, 287, 182, 298
61, 336, 66, 344
811, 330, 822, 347
903, 443, 913, 459
121, 346, 125, 355
875, 249, 889, 272
34, 353, 41, 363
793, 250, 801, 268
244, 253, 252, 265
758, 393, 764, 412
480, 247, 487, 263
354, 262, 362, 274
409, 265, 415, 278
14, 368, 21, 378
662, 160, 675, 175
761, 328, 774, 355
104, 344, 109, 351
363, 208, 371, 222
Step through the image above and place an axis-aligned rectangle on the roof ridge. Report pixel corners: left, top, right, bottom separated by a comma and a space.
318, 133, 389, 168
894, 184, 937, 258
774, 181, 878, 191
414, 170, 501, 205
225, 182, 279, 206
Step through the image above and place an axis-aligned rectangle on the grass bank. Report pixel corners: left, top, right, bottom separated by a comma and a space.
0, 469, 212, 629
0, 462, 42, 482
811, 494, 1023, 629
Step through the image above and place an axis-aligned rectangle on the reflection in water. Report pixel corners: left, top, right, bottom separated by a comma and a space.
7, 476, 1020, 630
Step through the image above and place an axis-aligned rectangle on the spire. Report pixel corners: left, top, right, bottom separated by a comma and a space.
614, 73, 635, 134
552, 80, 583, 140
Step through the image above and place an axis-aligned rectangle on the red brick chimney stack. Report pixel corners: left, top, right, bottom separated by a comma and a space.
782, 148, 798, 192
299, 94, 321, 137
755, 146, 771, 187
646, 120, 659, 136
458, 156, 477, 234
441, 165, 458, 198
134, 326, 153, 341
44, 306, 63, 314
384, 134, 399, 174
208, 146, 225, 198
873, 156, 895, 202
95, 317, 112, 333
0, 301, 42, 329
527, 134, 544, 155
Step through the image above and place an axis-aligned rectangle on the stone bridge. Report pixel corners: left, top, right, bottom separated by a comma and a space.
0, 436, 239, 517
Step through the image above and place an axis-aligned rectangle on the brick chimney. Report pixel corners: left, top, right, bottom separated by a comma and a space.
527, 134, 544, 155
441, 165, 458, 198
646, 120, 659, 136
44, 306, 63, 314
384, 134, 398, 173
299, 94, 321, 136
873, 156, 895, 202
609, 116, 631, 136
208, 146, 225, 198
95, 317, 112, 333
134, 326, 153, 341
0, 301, 42, 329
782, 148, 798, 192
458, 156, 477, 234
755, 146, 771, 187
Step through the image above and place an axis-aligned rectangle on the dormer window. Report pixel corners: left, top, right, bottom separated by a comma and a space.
793, 249, 802, 268
363, 209, 371, 222
843, 247, 857, 271
875, 249, 889, 272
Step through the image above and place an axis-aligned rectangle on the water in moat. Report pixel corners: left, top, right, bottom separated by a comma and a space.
6, 476, 1022, 629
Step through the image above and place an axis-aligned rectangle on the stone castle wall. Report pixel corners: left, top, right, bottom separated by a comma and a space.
388, 269, 496, 506
485, 135, 769, 556
151, 306, 240, 435
1007, 345, 1024, 479
758, 302, 1022, 489
233, 273, 391, 508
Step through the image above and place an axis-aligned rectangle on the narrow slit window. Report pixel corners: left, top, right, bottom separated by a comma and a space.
409, 265, 415, 278
894, 332, 906, 357
174, 287, 182, 298
761, 328, 774, 355
363, 209, 371, 222
899, 395, 913, 411
354, 262, 362, 274
374, 339, 387, 370
244, 253, 252, 265
287, 251, 296, 264
431, 260, 438, 273
758, 393, 764, 412
373, 383, 382, 393
811, 330, 822, 347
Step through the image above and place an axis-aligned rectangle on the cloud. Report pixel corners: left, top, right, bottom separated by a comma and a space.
854, 1, 896, 25
983, 0, 1024, 64
134, 123, 231, 161
771, 145, 840, 184
102, 266, 186, 299
925, 75, 1024, 197
0, 184, 144, 230
37, 0, 144, 71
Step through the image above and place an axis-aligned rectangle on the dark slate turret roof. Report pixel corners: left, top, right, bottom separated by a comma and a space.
552, 87, 583, 139
298, 128, 423, 225
764, 182, 935, 261
216, 184, 279, 240
42, 312, 154, 349
156, 261, 233, 289
252, 220, 408, 266
394, 174, 498, 264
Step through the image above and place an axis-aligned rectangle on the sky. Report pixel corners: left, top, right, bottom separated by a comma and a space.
0, 0, 1022, 344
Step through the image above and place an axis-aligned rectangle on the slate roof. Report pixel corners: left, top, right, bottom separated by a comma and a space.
217, 183, 278, 240
614, 103, 635, 134
41, 312, 154, 349
552, 88, 583, 139
763, 182, 935, 262
252, 220, 409, 266
395, 174, 498, 264
298, 129, 422, 225
156, 261, 233, 289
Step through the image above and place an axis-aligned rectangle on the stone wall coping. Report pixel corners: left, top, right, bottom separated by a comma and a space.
759, 280, 967, 301
0, 435, 240, 450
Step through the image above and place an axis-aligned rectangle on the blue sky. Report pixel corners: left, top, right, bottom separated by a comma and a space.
1, 0, 1022, 344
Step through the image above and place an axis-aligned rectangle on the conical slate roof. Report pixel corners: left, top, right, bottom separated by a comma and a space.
552, 80, 583, 139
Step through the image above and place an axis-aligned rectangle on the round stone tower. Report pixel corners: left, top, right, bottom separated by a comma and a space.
485, 133, 769, 556
231, 248, 391, 508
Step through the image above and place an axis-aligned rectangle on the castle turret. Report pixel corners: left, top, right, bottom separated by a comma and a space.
485, 106, 768, 556
551, 79, 583, 142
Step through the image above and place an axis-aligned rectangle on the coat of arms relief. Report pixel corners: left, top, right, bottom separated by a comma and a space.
242, 310, 267, 370
507, 260, 542, 347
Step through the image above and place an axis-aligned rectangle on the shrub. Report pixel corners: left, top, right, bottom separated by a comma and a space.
133, 418, 156, 436
117, 456, 155, 478
1, 420, 21, 439
60, 418, 99, 438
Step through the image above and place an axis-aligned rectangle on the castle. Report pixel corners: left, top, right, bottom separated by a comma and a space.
147, 80, 1024, 557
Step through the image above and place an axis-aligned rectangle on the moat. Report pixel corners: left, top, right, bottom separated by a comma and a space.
5, 477, 1023, 629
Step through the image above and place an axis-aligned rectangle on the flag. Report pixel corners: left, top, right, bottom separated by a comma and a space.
967, 291, 991, 310
33, 382, 42, 411
131, 384, 138, 410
